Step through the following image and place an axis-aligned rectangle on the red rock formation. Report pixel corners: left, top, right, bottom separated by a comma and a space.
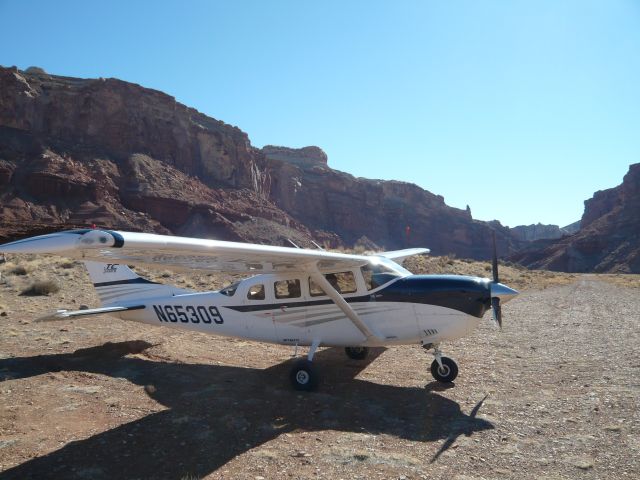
509, 223, 572, 242
510, 163, 640, 273
0, 65, 519, 258
262, 145, 514, 257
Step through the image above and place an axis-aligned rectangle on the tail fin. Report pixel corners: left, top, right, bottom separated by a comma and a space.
84, 262, 189, 306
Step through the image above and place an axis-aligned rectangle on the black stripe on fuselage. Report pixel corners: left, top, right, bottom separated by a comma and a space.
93, 278, 160, 288
225, 275, 492, 318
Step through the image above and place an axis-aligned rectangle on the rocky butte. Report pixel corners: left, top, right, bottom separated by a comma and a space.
510, 163, 640, 273
0, 65, 523, 258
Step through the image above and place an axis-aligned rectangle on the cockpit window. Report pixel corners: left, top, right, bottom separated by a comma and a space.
309, 271, 357, 296
247, 284, 265, 300
274, 279, 301, 299
361, 263, 402, 290
220, 281, 240, 297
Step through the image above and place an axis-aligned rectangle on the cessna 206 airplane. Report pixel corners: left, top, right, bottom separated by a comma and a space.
0, 229, 518, 391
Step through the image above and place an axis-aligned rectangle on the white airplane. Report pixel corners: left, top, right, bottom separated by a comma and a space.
0, 229, 518, 391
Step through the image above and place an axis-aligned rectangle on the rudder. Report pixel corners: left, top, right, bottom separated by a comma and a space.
84, 261, 186, 306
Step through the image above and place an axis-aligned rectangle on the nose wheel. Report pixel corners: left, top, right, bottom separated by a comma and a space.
430, 356, 458, 383
424, 343, 459, 383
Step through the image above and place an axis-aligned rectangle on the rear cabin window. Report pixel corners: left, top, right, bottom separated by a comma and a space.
309, 271, 357, 296
247, 284, 265, 300
274, 279, 301, 299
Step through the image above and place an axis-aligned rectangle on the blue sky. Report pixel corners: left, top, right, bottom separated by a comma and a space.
1, 0, 638, 227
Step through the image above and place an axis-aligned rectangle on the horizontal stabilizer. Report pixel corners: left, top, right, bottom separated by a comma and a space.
35, 305, 145, 323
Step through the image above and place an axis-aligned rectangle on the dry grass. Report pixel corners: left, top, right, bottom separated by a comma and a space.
596, 273, 640, 289
8, 264, 28, 275
58, 260, 77, 269
403, 255, 576, 291
328, 248, 575, 291
20, 278, 61, 296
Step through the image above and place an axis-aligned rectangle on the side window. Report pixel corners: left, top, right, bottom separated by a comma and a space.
247, 284, 265, 300
309, 271, 357, 296
309, 277, 325, 296
274, 279, 301, 299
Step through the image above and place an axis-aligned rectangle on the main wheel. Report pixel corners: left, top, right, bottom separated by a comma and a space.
289, 359, 319, 391
430, 357, 458, 383
345, 346, 369, 360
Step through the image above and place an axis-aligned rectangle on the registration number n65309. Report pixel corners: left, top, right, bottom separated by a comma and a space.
152, 305, 224, 324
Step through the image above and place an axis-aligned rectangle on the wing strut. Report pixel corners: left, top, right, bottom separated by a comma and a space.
310, 268, 380, 343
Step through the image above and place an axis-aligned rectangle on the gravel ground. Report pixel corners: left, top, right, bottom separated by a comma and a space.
0, 261, 638, 479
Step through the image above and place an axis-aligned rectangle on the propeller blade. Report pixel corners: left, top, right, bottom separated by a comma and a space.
491, 297, 502, 329
492, 231, 499, 283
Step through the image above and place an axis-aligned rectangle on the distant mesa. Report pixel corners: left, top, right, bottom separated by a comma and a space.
509, 222, 580, 242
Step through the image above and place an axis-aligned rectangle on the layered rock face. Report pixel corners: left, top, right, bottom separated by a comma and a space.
510, 163, 640, 273
0, 65, 518, 257
0, 66, 311, 246
262, 146, 517, 257
509, 222, 578, 242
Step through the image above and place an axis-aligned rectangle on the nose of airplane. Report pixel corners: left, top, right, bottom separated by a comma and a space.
490, 282, 519, 303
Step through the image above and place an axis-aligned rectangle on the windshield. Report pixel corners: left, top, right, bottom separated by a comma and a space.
361, 262, 404, 290
219, 281, 240, 297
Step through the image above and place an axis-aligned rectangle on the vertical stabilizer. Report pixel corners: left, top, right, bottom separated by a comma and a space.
83, 261, 189, 305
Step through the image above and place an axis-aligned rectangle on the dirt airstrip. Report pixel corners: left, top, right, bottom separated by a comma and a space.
0, 257, 638, 479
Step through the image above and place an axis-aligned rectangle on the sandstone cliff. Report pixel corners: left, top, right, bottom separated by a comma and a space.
0, 65, 517, 258
509, 163, 640, 273
262, 145, 517, 257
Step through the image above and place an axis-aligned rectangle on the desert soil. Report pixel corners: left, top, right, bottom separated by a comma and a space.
0, 258, 638, 479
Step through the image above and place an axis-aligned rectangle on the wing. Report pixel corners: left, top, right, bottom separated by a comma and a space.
378, 248, 430, 263
0, 229, 428, 274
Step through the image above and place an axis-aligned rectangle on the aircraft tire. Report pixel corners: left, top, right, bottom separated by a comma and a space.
430, 357, 458, 383
345, 346, 369, 360
290, 359, 319, 391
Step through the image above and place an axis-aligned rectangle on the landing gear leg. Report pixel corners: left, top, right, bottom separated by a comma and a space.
290, 339, 321, 391
423, 342, 459, 383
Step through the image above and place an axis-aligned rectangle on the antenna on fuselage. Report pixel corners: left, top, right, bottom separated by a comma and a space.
310, 240, 325, 251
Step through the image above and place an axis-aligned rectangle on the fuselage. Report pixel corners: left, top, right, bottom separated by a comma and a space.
117, 270, 498, 347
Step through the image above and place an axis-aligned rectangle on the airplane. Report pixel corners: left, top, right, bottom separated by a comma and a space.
0, 228, 518, 391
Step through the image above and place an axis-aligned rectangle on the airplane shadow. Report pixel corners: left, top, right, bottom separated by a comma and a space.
0, 341, 493, 479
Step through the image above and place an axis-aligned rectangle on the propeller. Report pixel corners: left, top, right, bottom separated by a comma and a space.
490, 231, 503, 329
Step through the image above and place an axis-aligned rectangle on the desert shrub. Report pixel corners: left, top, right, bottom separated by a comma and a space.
20, 279, 60, 296
59, 261, 76, 269
25, 66, 47, 74
8, 265, 28, 276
